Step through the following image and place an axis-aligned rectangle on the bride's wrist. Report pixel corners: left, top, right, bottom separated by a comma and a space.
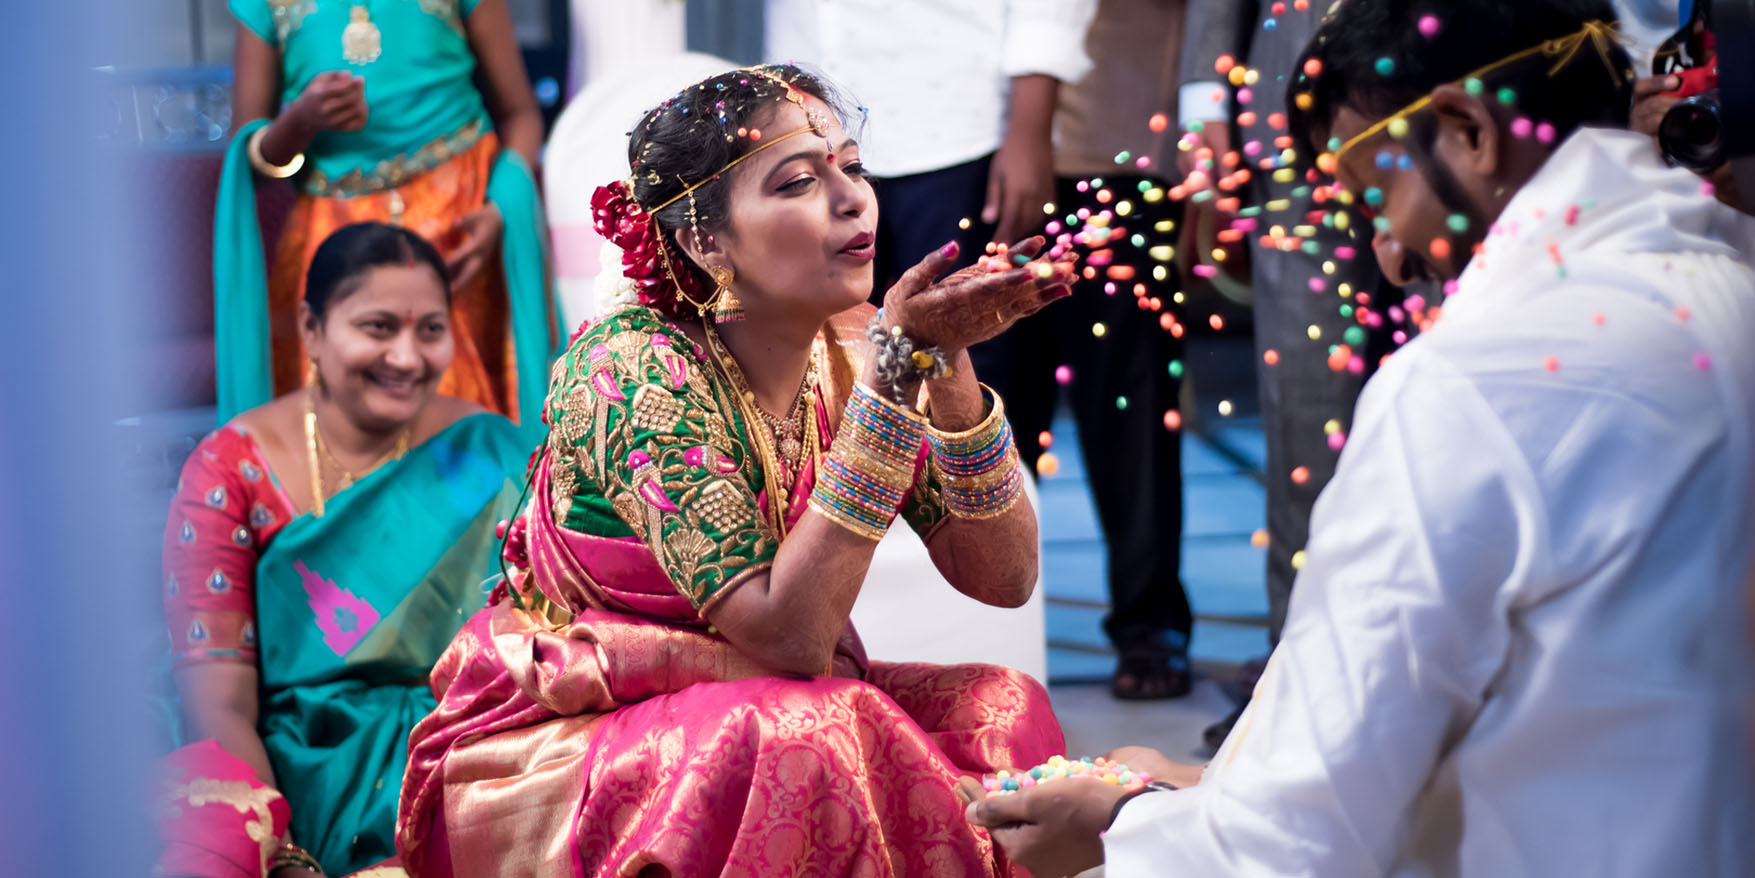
864, 309, 951, 407
922, 351, 981, 431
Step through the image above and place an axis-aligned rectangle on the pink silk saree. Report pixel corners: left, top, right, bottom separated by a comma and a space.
396, 310, 1063, 877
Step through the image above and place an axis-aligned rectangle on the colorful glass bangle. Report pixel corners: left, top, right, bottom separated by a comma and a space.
942, 472, 1025, 519
927, 386, 1025, 520
811, 383, 928, 540
808, 494, 890, 541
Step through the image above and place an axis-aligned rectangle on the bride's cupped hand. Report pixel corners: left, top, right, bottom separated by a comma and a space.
880, 236, 1076, 354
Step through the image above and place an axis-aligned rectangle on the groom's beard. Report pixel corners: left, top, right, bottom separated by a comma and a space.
1408, 125, 1492, 275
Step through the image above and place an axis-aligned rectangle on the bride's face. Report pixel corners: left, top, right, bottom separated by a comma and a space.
698, 97, 877, 319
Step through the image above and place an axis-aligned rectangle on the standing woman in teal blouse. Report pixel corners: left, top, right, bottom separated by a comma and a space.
217, 0, 559, 447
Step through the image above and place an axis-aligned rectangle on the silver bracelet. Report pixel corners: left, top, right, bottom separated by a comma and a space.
866, 310, 952, 406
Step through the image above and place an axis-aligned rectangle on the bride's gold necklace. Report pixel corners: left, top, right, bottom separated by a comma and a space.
756, 370, 813, 475
702, 321, 821, 538
303, 387, 409, 517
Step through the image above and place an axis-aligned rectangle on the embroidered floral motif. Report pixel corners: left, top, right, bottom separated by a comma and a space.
156, 776, 283, 876
547, 305, 779, 606
300, 118, 485, 197
901, 457, 952, 540
631, 385, 685, 433
295, 561, 382, 656
664, 529, 716, 589
697, 479, 755, 532
418, 0, 464, 35
268, 0, 316, 43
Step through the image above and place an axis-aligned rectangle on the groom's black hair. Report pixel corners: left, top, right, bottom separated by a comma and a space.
1286, 0, 1636, 172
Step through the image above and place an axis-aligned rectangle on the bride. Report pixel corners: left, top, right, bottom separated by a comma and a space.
397, 64, 1075, 877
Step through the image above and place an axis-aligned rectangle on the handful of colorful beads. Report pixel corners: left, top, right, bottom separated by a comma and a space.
981, 755, 1153, 798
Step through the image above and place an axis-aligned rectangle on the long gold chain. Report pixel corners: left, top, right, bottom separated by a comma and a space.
702, 321, 821, 539
303, 387, 410, 517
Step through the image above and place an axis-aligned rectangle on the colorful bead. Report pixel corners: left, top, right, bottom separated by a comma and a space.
983, 755, 1155, 798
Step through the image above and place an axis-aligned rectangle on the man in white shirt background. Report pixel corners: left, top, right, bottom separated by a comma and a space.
765, 0, 1096, 281
770, 0, 1216, 700
968, 0, 1755, 874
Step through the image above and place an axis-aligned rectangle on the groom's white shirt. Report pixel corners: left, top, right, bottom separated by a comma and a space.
1106, 128, 1755, 877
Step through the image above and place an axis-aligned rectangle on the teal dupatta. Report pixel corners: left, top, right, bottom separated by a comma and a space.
252, 413, 526, 875
213, 126, 557, 448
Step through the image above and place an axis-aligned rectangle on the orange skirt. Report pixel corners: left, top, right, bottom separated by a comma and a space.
268, 132, 517, 419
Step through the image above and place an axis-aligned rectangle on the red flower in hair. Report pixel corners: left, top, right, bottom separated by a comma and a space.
590, 180, 705, 317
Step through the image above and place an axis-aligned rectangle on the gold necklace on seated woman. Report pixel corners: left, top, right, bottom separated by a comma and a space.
302, 386, 410, 517
702, 320, 822, 539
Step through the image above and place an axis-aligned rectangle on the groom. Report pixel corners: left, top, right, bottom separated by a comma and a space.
969, 1, 1755, 875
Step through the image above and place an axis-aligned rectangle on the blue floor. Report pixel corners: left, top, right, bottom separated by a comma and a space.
1041, 412, 1271, 683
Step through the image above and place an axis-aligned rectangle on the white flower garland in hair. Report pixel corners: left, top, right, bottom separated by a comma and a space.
592, 236, 643, 317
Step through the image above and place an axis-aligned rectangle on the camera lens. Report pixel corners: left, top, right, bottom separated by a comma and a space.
1659, 88, 1725, 174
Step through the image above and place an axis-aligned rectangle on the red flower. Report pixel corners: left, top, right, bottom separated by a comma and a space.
590, 180, 705, 317
567, 317, 593, 347
500, 513, 531, 569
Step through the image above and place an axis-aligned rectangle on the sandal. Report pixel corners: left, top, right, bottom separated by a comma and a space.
1110, 644, 1192, 701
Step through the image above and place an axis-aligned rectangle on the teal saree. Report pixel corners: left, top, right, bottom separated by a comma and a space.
252, 413, 526, 874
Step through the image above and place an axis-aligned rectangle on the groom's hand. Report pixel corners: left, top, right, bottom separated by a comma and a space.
965, 779, 1128, 877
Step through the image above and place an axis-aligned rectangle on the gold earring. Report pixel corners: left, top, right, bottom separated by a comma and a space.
305, 358, 320, 388
709, 265, 745, 324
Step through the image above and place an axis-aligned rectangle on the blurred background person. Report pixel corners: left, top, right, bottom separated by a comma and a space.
1179, 0, 1405, 746
159, 224, 528, 877
1628, 0, 1749, 214
986, 0, 1235, 701
216, 0, 557, 445
1616, 0, 1686, 62
764, 0, 1095, 287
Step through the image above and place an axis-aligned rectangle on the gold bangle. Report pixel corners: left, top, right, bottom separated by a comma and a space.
926, 384, 1007, 446
834, 442, 916, 490
807, 493, 891, 541
248, 125, 306, 179
270, 842, 325, 875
